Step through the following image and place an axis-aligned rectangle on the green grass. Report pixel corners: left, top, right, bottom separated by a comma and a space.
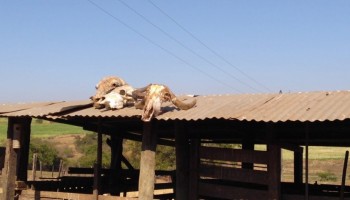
0, 118, 90, 145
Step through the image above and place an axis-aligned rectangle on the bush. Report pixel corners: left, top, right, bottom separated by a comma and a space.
29, 138, 62, 170
75, 133, 111, 168
123, 140, 175, 170
317, 171, 337, 182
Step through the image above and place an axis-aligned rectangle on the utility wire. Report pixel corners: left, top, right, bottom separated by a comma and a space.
147, 0, 272, 93
117, 0, 261, 93
86, 0, 243, 93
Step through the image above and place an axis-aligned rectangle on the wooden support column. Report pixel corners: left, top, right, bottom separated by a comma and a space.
189, 138, 200, 200
17, 117, 32, 182
2, 117, 18, 200
93, 119, 103, 198
242, 139, 254, 169
175, 121, 189, 200
267, 144, 281, 200
109, 134, 123, 195
294, 150, 303, 184
305, 124, 309, 200
139, 122, 157, 200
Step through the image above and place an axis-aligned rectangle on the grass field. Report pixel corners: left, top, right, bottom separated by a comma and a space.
0, 118, 90, 144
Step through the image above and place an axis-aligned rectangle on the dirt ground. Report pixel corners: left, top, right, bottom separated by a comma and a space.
45, 134, 85, 161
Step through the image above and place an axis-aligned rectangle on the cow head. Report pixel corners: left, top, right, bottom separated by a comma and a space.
141, 84, 172, 122
91, 76, 126, 108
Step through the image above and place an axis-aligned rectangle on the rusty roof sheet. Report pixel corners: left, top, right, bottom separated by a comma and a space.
1, 90, 350, 122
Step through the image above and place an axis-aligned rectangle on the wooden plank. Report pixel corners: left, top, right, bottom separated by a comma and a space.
138, 122, 157, 200
200, 164, 268, 185
200, 146, 268, 165
19, 190, 137, 200
281, 143, 303, 153
175, 121, 189, 200
198, 182, 268, 200
283, 194, 350, 200
68, 167, 96, 174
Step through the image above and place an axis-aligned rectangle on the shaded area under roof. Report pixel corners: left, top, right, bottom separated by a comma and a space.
1, 90, 350, 123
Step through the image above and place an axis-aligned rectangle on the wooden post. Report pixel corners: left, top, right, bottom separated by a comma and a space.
305, 124, 309, 200
294, 150, 303, 184
40, 161, 43, 178
58, 159, 63, 178
267, 144, 281, 200
189, 138, 200, 200
242, 139, 254, 169
93, 129, 103, 198
109, 134, 123, 195
16, 117, 32, 182
93, 118, 103, 199
2, 117, 18, 200
340, 150, 349, 200
175, 121, 189, 200
138, 122, 157, 200
32, 153, 38, 181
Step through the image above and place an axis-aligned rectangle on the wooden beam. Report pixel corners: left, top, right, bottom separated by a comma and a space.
200, 164, 268, 185
175, 121, 189, 200
109, 134, 123, 195
267, 144, 281, 200
93, 119, 103, 198
138, 122, 157, 200
340, 150, 349, 200
2, 117, 17, 200
16, 117, 32, 182
294, 150, 303, 184
189, 138, 200, 200
242, 139, 254, 169
199, 182, 268, 200
19, 190, 137, 200
200, 146, 269, 165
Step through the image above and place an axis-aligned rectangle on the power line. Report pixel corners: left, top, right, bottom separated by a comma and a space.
86, 0, 243, 93
117, 0, 261, 93
147, 0, 272, 93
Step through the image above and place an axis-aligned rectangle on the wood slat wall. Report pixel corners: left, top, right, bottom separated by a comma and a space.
200, 164, 268, 185
198, 182, 268, 200
200, 146, 268, 165
198, 146, 271, 199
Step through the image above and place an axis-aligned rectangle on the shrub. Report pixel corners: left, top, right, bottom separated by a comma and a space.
74, 133, 111, 168
317, 171, 337, 182
29, 138, 62, 170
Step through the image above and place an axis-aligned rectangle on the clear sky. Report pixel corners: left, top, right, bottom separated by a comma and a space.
1, 1, 349, 102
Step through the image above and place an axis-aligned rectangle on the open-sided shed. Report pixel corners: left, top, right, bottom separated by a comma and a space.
1, 90, 350, 199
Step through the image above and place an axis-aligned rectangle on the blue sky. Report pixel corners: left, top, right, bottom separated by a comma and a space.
1, 1, 349, 102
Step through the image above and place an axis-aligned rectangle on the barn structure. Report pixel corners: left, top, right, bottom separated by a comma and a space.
1, 90, 350, 200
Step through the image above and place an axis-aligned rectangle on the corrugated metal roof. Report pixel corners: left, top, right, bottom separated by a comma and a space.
0, 100, 91, 117
0, 102, 58, 114
1, 90, 350, 122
